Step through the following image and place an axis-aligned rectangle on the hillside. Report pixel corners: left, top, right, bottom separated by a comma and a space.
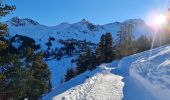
44, 45, 170, 100
5, 17, 152, 50
4, 17, 153, 88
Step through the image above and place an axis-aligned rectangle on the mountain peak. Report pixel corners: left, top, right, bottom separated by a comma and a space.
79, 19, 93, 25
80, 19, 88, 23
7, 17, 40, 27
75, 19, 96, 31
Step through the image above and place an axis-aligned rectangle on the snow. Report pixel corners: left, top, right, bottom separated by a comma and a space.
4, 17, 154, 91
4, 17, 153, 51
6, 17, 170, 100
118, 45, 170, 100
47, 56, 77, 87
44, 45, 170, 100
43, 64, 124, 100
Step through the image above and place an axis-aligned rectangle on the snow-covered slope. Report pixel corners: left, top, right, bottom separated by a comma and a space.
47, 56, 77, 87
4, 17, 153, 89
4, 17, 152, 50
43, 64, 124, 100
118, 45, 170, 100
44, 45, 170, 100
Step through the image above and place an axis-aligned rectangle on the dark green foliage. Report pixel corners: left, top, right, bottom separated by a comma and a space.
0, 1, 15, 49
0, 40, 18, 56
0, 1, 50, 100
65, 43, 75, 56
0, 48, 51, 100
65, 68, 75, 82
96, 33, 115, 63
0, 54, 24, 100
0, 1, 16, 17
0, 2, 17, 99
23, 48, 51, 99
136, 35, 151, 52
76, 47, 97, 75
76, 33, 115, 76
45, 37, 55, 60
10, 34, 41, 51
46, 38, 52, 50
82, 47, 97, 70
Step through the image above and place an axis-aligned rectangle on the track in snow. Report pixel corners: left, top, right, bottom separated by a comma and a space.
53, 66, 124, 100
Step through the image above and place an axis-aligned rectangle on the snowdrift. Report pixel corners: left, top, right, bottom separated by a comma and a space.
118, 45, 170, 100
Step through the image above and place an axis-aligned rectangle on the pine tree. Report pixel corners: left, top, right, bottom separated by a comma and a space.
0, 48, 51, 99
96, 33, 115, 63
76, 46, 96, 75
85, 47, 97, 70
96, 34, 105, 64
0, 1, 15, 49
24, 49, 51, 99
0, 54, 24, 100
0, 1, 51, 99
0, 1, 16, 99
104, 33, 115, 62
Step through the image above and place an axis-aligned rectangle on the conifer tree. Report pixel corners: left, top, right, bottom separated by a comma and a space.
0, 1, 15, 49
76, 46, 96, 75
96, 34, 105, 63
0, 54, 24, 99
0, 47, 51, 99
96, 33, 115, 63
0, 1, 16, 99
104, 33, 115, 62
0, 1, 51, 99
26, 51, 51, 99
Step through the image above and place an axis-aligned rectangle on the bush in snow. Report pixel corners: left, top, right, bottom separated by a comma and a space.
65, 68, 75, 82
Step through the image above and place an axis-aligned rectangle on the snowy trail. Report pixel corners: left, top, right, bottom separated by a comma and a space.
53, 66, 124, 100
44, 45, 170, 100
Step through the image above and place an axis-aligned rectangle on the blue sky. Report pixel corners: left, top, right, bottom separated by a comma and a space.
2, 0, 169, 26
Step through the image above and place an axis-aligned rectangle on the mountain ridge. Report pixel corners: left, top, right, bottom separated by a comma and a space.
4, 16, 148, 27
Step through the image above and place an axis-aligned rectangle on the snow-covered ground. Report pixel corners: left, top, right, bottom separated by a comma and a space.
43, 64, 124, 100
118, 44, 170, 100
44, 45, 170, 100
130, 46, 170, 100
47, 56, 77, 87
54, 65, 124, 100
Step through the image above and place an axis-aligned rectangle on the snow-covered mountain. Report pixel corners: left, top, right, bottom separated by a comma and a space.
4, 17, 153, 50
4, 17, 154, 89
44, 45, 170, 100
5, 17, 170, 100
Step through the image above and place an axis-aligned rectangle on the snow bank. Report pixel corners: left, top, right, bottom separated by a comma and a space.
119, 45, 170, 100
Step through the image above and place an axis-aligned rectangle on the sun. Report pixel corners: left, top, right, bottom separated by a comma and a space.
147, 13, 167, 30
153, 14, 166, 25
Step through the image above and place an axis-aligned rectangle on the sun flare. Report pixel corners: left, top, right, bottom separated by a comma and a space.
153, 14, 166, 25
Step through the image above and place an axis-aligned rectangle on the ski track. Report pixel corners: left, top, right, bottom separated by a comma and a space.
54, 67, 124, 100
